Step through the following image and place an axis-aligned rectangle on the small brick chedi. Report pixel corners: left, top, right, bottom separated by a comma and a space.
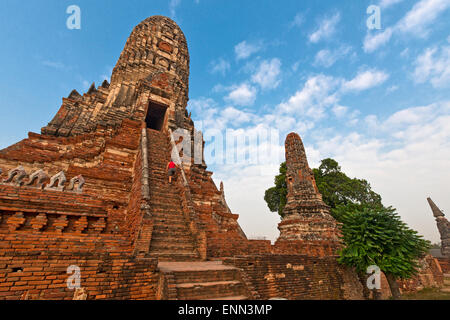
0, 16, 367, 300
276, 133, 341, 256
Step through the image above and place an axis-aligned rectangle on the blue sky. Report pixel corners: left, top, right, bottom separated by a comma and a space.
0, 0, 449, 243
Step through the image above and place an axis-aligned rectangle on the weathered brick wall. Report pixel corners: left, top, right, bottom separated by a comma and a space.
0, 250, 158, 300
437, 258, 450, 273
273, 240, 340, 257
223, 255, 364, 300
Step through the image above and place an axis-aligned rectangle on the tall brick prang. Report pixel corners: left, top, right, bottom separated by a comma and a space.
276, 133, 341, 255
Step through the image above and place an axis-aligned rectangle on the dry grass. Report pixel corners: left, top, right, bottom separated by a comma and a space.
401, 287, 450, 300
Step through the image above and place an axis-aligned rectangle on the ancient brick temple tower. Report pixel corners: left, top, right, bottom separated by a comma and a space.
427, 198, 450, 258
0, 16, 365, 300
275, 133, 341, 255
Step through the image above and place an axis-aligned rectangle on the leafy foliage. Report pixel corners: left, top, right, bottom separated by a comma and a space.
313, 158, 382, 211
336, 205, 431, 279
264, 162, 287, 217
264, 158, 383, 219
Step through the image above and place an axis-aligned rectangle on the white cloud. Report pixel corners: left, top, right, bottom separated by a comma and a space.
400, 48, 410, 58
169, 0, 181, 19
234, 41, 262, 60
277, 74, 340, 119
397, 0, 450, 36
332, 105, 348, 118
312, 101, 450, 243
290, 13, 305, 28
363, 0, 450, 52
309, 12, 341, 43
343, 69, 389, 91
224, 83, 258, 106
363, 28, 393, 53
387, 85, 399, 93
413, 45, 450, 88
41, 60, 67, 70
220, 106, 254, 125
210, 58, 231, 76
314, 46, 352, 67
379, 0, 404, 9
251, 58, 282, 90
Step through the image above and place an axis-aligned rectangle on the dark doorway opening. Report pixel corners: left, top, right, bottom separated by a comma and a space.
145, 102, 167, 131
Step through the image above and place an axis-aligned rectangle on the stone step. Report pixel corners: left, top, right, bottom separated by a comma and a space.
148, 194, 181, 201
151, 228, 193, 237
151, 213, 187, 220
444, 279, 450, 286
441, 288, 450, 293
152, 223, 191, 233
149, 192, 180, 199
149, 203, 182, 211
152, 215, 187, 224
148, 252, 200, 262
150, 237, 194, 247
172, 269, 239, 284
176, 280, 246, 300
151, 234, 195, 243
149, 246, 197, 254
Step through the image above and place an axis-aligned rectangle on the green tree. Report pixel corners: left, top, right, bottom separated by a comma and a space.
264, 158, 383, 219
336, 205, 431, 299
313, 158, 382, 211
264, 162, 287, 217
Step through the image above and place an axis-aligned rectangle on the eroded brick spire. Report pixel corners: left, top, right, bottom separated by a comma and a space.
427, 197, 450, 257
277, 132, 340, 247
284, 132, 323, 209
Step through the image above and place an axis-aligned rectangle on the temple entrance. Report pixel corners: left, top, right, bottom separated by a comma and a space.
145, 101, 167, 131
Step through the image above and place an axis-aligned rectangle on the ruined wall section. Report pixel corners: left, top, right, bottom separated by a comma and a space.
223, 255, 364, 300
0, 119, 144, 246
185, 165, 256, 258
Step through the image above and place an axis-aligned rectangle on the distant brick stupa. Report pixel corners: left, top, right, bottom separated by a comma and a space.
428, 198, 450, 258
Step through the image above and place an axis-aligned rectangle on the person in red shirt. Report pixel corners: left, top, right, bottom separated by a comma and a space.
166, 160, 177, 184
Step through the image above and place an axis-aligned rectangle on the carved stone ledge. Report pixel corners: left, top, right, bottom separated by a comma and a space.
45, 171, 66, 192
26, 170, 49, 189
1, 167, 85, 193
67, 175, 85, 193
4, 166, 28, 186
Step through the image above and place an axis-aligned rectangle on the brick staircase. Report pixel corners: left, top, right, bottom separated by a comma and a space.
145, 129, 252, 300
442, 274, 450, 293
146, 129, 199, 261
158, 261, 250, 300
